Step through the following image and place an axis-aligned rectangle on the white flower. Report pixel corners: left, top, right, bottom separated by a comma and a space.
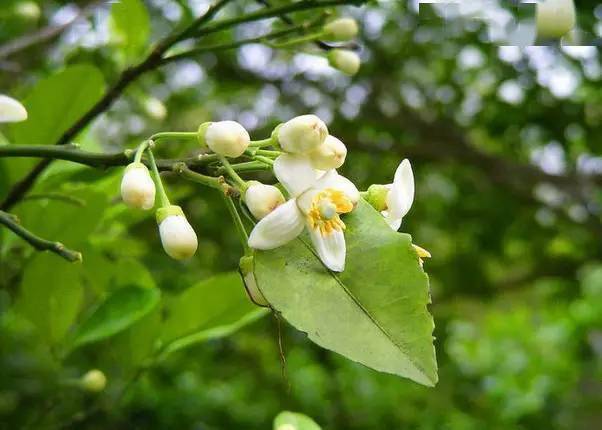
309, 135, 347, 170
80, 369, 106, 393
199, 120, 250, 157
323, 17, 359, 42
248, 154, 359, 272
244, 181, 285, 220
0, 95, 27, 123
157, 205, 198, 260
382, 159, 414, 231
275, 114, 328, 154
120, 162, 156, 210
536, 0, 576, 39
328, 49, 361, 76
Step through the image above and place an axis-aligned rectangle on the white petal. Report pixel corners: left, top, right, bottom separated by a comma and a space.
309, 226, 346, 272
387, 159, 414, 218
315, 170, 360, 204
0, 95, 27, 123
159, 215, 198, 260
248, 199, 304, 250
382, 210, 402, 231
274, 154, 319, 196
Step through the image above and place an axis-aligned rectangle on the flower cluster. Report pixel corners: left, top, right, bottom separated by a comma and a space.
118, 113, 426, 271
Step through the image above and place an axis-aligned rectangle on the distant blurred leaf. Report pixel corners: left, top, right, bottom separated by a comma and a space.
273, 411, 322, 430
255, 200, 438, 386
160, 272, 268, 358
72, 285, 160, 349
109, 0, 150, 64
16, 254, 83, 345
9, 64, 105, 146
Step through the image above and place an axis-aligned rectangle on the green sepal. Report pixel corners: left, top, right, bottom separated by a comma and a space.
197, 122, 212, 148
125, 161, 146, 172
155, 205, 184, 224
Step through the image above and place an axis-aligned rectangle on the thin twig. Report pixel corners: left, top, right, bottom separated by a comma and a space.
0, 210, 82, 262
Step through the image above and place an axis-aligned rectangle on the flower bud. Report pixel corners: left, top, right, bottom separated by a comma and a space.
328, 49, 360, 76
274, 114, 328, 154
15, 1, 40, 21
198, 120, 250, 157
120, 162, 156, 210
0, 94, 28, 123
244, 181, 285, 220
156, 205, 198, 260
309, 135, 347, 170
364, 184, 388, 212
144, 97, 167, 120
536, 0, 576, 40
323, 18, 359, 42
80, 369, 106, 393
240, 255, 269, 307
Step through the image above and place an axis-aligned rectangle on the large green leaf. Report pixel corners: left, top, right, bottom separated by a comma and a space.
160, 272, 268, 358
10, 64, 105, 146
16, 254, 83, 345
71, 285, 161, 348
254, 200, 437, 386
109, 0, 150, 64
273, 411, 322, 430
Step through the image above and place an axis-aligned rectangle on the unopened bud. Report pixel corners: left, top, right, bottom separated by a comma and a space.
15, 1, 40, 21
0, 95, 28, 123
144, 97, 167, 120
364, 184, 389, 212
121, 162, 156, 210
80, 369, 106, 393
244, 181, 285, 220
323, 18, 359, 42
198, 120, 250, 157
240, 255, 269, 307
274, 115, 328, 154
328, 49, 360, 76
309, 135, 347, 170
536, 0, 576, 40
156, 205, 198, 260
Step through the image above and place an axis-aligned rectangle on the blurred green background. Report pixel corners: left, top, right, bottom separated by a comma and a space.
1, 0, 601, 429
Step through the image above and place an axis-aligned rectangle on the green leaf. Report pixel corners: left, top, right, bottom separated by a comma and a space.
9, 64, 105, 146
109, 0, 150, 63
254, 200, 438, 386
273, 411, 322, 430
160, 272, 268, 358
16, 254, 83, 345
72, 285, 161, 348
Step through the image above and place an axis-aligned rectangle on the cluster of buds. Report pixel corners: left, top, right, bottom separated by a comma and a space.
322, 17, 361, 76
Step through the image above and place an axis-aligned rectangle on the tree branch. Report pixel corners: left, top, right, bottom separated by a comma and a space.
0, 210, 82, 262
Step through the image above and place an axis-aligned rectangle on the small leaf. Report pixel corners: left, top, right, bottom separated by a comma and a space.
72, 285, 160, 348
255, 200, 438, 386
273, 411, 322, 430
109, 0, 150, 63
160, 272, 268, 358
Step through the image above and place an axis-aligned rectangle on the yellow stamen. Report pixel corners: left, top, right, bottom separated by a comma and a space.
413, 244, 431, 259
307, 189, 352, 236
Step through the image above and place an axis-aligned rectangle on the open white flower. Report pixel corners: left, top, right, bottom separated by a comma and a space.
0, 95, 28, 123
248, 154, 359, 272
382, 159, 414, 231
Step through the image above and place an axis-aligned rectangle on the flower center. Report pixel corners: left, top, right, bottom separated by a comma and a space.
307, 189, 354, 235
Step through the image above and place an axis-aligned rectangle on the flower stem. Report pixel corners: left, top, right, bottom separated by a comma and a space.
149, 132, 198, 142
249, 137, 274, 148
254, 149, 281, 157
147, 149, 171, 208
134, 140, 150, 164
218, 155, 248, 192
222, 193, 250, 252
254, 155, 275, 166
222, 161, 272, 173
174, 163, 232, 194
269, 30, 326, 48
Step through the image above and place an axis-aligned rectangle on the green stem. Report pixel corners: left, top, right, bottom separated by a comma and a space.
254, 149, 281, 157
147, 149, 171, 207
0, 210, 82, 262
149, 132, 198, 142
254, 155, 275, 166
222, 193, 250, 252
134, 140, 150, 163
173, 163, 232, 193
249, 137, 275, 148
222, 161, 272, 173
218, 155, 248, 192
269, 30, 326, 48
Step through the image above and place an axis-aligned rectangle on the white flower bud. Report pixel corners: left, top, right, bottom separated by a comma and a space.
157, 206, 198, 260
80, 369, 106, 393
15, 1, 40, 21
198, 120, 250, 157
328, 49, 361, 76
275, 114, 328, 154
0, 94, 27, 123
536, 0, 576, 40
309, 135, 347, 170
144, 97, 167, 120
323, 18, 359, 42
120, 162, 156, 210
244, 181, 285, 220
